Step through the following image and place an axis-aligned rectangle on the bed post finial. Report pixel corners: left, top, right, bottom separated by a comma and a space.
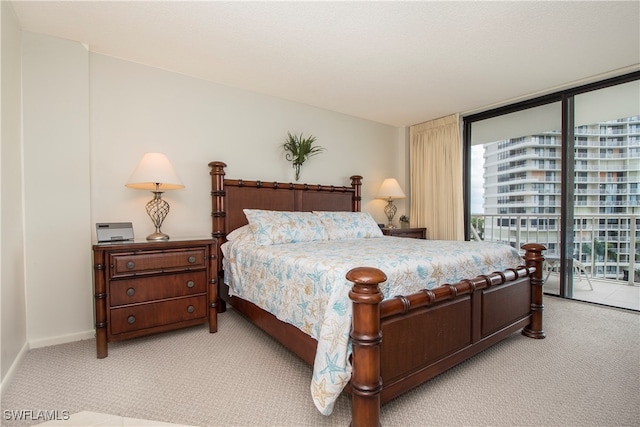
347, 266, 385, 427
350, 175, 363, 212
521, 243, 546, 339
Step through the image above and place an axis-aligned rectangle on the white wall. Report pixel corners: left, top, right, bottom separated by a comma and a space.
21, 32, 93, 347
89, 53, 407, 240
7, 31, 406, 367
1, 1, 28, 388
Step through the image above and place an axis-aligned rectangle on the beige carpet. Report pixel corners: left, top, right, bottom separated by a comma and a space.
33, 411, 193, 426
2, 296, 638, 427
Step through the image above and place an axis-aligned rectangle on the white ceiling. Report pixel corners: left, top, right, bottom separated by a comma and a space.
9, 1, 640, 127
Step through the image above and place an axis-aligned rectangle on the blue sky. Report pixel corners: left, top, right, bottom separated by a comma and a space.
470, 145, 485, 214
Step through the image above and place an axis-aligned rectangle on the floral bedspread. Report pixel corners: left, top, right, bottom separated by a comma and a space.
221, 234, 523, 415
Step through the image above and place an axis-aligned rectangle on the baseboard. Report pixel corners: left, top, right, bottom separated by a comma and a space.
28, 329, 95, 349
0, 340, 29, 397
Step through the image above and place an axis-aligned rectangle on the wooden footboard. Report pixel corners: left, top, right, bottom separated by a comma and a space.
347, 243, 545, 427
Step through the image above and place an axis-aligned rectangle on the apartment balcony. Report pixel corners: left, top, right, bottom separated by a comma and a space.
470, 213, 639, 311
543, 272, 639, 311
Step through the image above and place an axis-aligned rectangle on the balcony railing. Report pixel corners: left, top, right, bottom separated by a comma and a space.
470, 213, 639, 286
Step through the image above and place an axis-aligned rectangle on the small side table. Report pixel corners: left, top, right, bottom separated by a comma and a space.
382, 227, 427, 239
92, 237, 218, 358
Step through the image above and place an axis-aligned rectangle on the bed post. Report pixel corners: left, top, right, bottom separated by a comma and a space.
350, 175, 362, 212
209, 161, 227, 241
209, 161, 227, 312
347, 267, 386, 427
521, 243, 546, 339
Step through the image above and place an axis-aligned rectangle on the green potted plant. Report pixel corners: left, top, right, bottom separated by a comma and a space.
282, 132, 325, 181
399, 215, 410, 228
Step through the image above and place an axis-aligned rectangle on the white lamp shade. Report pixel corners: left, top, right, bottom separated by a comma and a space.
125, 152, 185, 190
376, 178, 405, 200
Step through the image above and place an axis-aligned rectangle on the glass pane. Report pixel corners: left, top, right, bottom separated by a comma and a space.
572, 80, 640, 310
470, 102, 562, 298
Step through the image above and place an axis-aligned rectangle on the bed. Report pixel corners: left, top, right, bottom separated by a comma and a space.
209, 161, 545, 427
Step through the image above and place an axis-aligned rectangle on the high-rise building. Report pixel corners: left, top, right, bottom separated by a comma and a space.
481, 116, 640, 280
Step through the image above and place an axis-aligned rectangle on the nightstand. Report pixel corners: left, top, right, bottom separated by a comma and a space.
382, 227, 427, 239
92, 237, 218, 358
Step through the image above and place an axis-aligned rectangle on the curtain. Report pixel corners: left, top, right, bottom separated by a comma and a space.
409, 114, 464, 240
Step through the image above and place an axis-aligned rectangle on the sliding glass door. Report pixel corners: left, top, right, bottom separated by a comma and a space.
464, 72, 640, 310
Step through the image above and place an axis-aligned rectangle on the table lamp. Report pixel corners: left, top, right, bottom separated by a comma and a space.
125, 152, 184, 241
376, 178, 406, 228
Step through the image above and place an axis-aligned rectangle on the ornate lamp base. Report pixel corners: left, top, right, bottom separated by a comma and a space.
384, 199, 397, 228
146, 190, 171, 241
146, 230, 170, 241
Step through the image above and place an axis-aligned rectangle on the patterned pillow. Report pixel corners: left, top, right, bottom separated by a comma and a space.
243, 209, 328, 246
313, 211, 383, 240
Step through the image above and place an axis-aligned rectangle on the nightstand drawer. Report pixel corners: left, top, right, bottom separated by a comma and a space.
110, 249, 206, 278
109, 271, 207, 306
110, 295, 207, 335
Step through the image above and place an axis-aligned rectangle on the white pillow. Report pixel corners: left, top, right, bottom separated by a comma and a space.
313, 211, 383, 240
226, 224, 251, 242
243, 209, 328, 246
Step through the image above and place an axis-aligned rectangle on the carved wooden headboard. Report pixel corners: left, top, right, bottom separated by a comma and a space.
208, 161, 363, 271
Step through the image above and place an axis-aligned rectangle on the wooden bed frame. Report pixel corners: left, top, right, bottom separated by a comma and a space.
209, 161, 545, 427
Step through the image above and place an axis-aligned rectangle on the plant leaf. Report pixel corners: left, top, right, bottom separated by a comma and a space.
282, 131, 325, 166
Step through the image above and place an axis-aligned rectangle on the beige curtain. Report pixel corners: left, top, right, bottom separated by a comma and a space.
409, 114, 464, 240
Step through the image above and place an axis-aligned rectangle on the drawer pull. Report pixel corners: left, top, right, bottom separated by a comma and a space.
126, 261, 135, 270
187, 305, 195, 313
126, 288, 135, 297
188, 256, 196, 264
127, 315, 136, 324
186, 280, 195, 288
